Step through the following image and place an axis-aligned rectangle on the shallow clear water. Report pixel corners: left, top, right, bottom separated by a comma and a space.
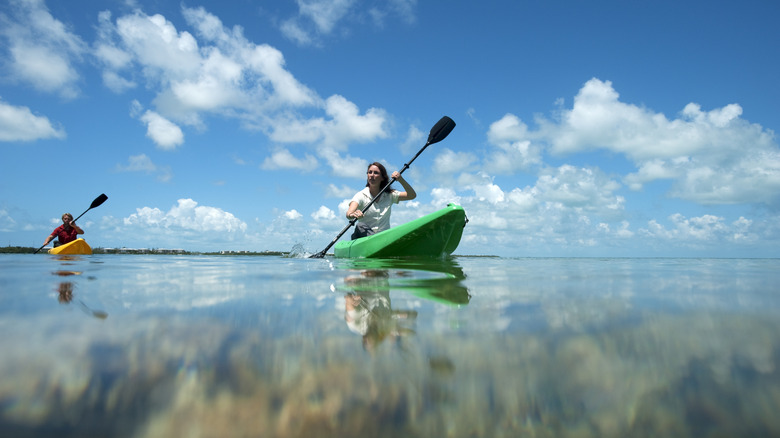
1, 254, 779, 437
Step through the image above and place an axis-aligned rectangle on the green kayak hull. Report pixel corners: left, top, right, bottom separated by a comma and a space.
334, 204, 467, 258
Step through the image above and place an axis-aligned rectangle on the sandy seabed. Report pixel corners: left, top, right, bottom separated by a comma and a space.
2, 310, 779, 438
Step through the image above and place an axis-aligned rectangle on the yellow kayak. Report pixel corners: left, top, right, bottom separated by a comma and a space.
49, 238, 93, 255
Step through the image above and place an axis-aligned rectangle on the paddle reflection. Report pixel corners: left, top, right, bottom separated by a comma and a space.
337, 258, 471, 350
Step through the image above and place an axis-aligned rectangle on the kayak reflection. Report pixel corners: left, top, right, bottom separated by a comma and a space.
337, 258, 471, 350
340, 257, 471, 306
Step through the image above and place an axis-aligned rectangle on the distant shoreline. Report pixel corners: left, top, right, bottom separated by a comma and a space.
0, 246, 288, 256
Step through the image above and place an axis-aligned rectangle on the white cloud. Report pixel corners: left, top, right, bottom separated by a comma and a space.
279, 0, 356, 45
469, 180, 505, 205
535, 165, 623, 213
319, 95, 388, 149
506, 187, 538, 212
266, 96, 387, 150
117, 154, 156, 173
261, 148, 318, 171
0, 0, 86, 98
0, 208, 17, 232
433, 148, 477, 175
0, 99, 66, 142
430, 187, 461, 207
639, 213, 729, 242
280, 0, 417, 46
101, 70, 136, 93
484, 114, 543, 173
400, 124, 425, 155
504, 78, 780, 206
326, 183, 355, 198
139, 110, 184, 150
115, 154, 172, 182
316, 147, 369, 178
279, 19, 312, 46
283, 209, 303, 220
311, 205, 336, 221
300, 0, 356, 35
95, 6, 389, 152
124, 199, 247, 233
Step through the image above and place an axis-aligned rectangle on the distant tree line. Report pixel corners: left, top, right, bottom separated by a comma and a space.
0, 246, 287, 256
0, 246, 33, 254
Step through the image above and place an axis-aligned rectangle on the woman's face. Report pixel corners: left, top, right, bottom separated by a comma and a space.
367, 165, 382, 187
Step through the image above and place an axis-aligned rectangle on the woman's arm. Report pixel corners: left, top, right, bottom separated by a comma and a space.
392, 171, 416, 201
346, 201, 363, 219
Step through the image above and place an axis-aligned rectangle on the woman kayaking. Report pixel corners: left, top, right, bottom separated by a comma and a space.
346, 162, 416, 240
43, 213, 84, 248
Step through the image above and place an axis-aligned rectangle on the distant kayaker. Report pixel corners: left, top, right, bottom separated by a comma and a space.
346, 162, 416, 240
43, 213, 84, 248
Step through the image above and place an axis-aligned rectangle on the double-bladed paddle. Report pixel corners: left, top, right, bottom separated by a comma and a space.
34, 193, 109, 254
310, 116, 456, 258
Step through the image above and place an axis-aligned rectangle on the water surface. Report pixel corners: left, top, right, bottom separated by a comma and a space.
1, 255, 779, 437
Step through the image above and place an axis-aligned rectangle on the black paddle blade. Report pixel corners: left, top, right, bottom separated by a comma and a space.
427, 116, 456, 145
90, 194, 108, 209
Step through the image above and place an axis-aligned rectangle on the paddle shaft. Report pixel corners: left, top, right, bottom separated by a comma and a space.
33, 194, 108, 254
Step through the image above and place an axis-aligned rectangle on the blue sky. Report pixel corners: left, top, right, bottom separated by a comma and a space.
1, 0, 779, 257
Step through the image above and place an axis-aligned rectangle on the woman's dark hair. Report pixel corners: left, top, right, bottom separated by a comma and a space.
366, 162, 393, 196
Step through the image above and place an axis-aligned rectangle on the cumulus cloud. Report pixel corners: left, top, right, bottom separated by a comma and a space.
639, 213, 732, 242
261, 148, 318, 171
467, 175, 505, 205
124, 198, 247, 233
267, 95, 388, 150
431, 188, 461, 207
139, 110, 185, 150
115, 154, 173, 182
326, 183, 355, 198
94, 5, 387, 151
0, 99, 66, 141
498, 78, 780, 206
0, 208, 17, 232
0, 0, 86, 98
280, 0, 417, 46
283, 209, 303, 220
433, 148, 477, 175
316, 147, 369, 178
485, 114, 543, 173
311, 205, 336, 221
535, 165, 624, 213
421, 162, 629, 254
400, 124, 425, 155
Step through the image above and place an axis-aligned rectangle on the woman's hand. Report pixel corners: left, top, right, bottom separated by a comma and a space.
393, 170, 416, 201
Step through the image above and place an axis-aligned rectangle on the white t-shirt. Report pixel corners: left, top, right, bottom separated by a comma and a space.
351, 187, 401, 233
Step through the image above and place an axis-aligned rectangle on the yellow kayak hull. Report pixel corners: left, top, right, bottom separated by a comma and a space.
49, 238, 93, 255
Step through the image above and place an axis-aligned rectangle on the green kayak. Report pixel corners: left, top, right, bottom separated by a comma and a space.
334, 203, 467, 258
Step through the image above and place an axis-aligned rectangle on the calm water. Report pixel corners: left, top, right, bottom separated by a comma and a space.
1, 254, 779, 437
